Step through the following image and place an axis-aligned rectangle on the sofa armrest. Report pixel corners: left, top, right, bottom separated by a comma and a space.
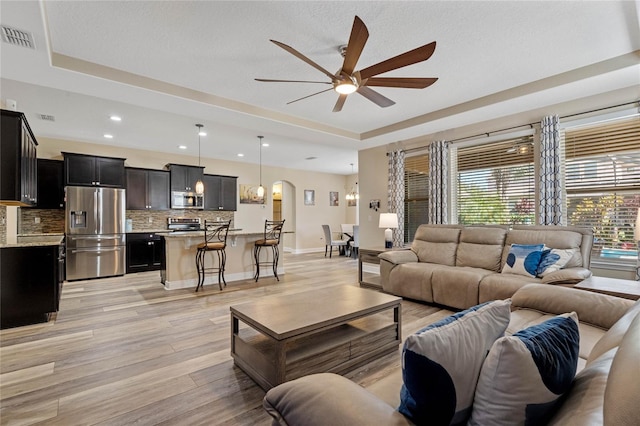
263, 373, 412, 426
512, 284, 634, 330
379, 250, 418, 265
541, 267, 592, 285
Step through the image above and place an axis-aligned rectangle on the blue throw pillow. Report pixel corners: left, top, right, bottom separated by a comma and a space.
536, 247, 576, 277
469, 312, 580, 425
398, 299, 511, 425
501, 243, 544, 278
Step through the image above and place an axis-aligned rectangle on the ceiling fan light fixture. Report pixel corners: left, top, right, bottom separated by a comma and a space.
335, 81, 357, 94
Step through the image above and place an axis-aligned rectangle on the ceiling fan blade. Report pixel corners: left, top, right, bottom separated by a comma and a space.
286, 88, 334, 105
332, 94, 348, 112
270, 40, 337, 82
357, 86, 395, 108
364, 77, 438, 89
255, 78, 332, 84
341, 16, 369, 75
358, 41, 436, 79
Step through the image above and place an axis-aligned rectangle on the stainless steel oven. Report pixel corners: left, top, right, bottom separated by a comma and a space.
171, 191, 204, 209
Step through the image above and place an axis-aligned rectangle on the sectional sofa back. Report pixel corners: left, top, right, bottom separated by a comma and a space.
505, 225, 593, 269
411, 224, 592, 270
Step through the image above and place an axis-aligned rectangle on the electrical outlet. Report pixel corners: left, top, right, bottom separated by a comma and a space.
35, 217, 41, 224
148, 217, 153, 223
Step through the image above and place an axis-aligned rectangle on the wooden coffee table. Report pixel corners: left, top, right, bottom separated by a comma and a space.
230, 285, 402, 390
574, 276, 640, 300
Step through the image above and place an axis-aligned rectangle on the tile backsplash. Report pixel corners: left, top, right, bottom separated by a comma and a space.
0, 206, 6, 243
17, 207, 235, 235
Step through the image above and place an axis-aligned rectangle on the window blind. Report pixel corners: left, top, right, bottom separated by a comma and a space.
564, 116, 640, 263
404, 154, 429, 243
455, 136, 535, 225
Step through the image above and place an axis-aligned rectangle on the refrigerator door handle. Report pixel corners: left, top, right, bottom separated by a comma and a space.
70, 247, 123, 254
93, 190, 99, 234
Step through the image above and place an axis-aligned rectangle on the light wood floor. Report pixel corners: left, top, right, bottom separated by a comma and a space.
0, 253, 450, 425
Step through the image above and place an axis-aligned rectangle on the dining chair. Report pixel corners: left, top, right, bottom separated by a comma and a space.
322, 224, 347, 258
350, 225, 360, 259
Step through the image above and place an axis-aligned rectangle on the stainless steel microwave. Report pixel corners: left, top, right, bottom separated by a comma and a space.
171, 191, 204, 209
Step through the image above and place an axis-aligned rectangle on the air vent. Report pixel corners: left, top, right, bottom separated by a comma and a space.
1, 25, 35, 49
305, 156, 317, 160
38, 114, 55, 122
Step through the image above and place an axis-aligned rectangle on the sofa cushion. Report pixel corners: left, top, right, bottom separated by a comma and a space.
548, 348, 617, 426
456, 227, 507, 272
501, 244, 544, 278
603, 314, 640, 426
537, 247, 576, 277
411, 225, 461, 266
470, 312, 580, 426
503, 229, 585, 268
431, 267, 494, 309
540, 267, 591, 284
398, 299, 511, 425
388, 263, 450, 302
587, 297, 640, 364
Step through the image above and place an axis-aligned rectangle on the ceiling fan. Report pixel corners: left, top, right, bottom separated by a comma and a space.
255, 16, 438, 112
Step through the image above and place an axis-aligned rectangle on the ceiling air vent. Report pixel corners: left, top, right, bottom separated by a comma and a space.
38, 114, 55, 122
305, 156, 317, 160
1, 25, 35, 49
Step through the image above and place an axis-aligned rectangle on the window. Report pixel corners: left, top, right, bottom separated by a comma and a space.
453, 136, 535, 225
564, 116, 640, 264
404, 154, 429, 243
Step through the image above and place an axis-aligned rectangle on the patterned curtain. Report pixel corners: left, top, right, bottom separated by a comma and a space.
539, 115, 564, 225
388, 150, 405, 247
428, 140, 448, 224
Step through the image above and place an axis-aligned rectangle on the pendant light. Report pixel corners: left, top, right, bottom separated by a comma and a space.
195, 124, 205, 195
257, 136, 265, 197
346, 163, 359, 201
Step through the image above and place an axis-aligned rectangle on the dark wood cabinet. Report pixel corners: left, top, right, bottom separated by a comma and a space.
125, 168, 169, 210
168, 164, 204, 192
126, 233, 165, 273
1, 244, 61, 329
204, 174, 237, 211
0, 110, 38, 206
36, 159, 64, 209
64, 152, 126, 188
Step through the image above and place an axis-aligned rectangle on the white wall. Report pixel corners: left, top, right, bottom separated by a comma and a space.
357, 145, 390, 249
37, 137, 350, 252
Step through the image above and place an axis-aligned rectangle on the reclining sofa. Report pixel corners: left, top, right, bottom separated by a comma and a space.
379, 224, 593, 309
263, 284, 640, 425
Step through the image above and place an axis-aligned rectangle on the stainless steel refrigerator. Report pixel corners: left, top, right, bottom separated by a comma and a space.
65, 186, 126, 281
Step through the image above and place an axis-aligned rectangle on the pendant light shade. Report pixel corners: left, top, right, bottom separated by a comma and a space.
345, 163, 359, 201
195, 124, 205, 195
257, 136, 265, 197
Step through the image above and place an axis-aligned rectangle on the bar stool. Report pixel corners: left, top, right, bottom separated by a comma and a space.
253, 219, 285, 282
195, 220, 230, 292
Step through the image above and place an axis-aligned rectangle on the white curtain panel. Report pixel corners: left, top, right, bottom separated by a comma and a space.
539, 115, 564, 225
428, 140, 449, 224
388, 150, 405, 247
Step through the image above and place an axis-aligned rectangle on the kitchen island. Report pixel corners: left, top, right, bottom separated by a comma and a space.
0, 234, 65, 328
158, 230, 285, 290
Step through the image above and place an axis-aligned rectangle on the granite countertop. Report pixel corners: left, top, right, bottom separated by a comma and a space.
1, 234, 64, 249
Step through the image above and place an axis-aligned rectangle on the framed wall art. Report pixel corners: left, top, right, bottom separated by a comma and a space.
304, 189, 315, 206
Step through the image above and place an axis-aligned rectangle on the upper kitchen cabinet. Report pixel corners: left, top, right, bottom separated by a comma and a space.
0, 110, 38, 206
63, 152, 126, 188
125, 167, 170, 210
168, 164, 204, 192
204, 174, 237, 211
36, 159, 64, 209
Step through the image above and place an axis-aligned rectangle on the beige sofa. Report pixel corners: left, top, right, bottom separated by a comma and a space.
379, 224, 593, 309
263, 284, 640, 425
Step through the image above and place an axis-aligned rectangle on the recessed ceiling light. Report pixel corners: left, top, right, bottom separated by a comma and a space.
109, 115, 121, 122
237, 153, 244, 157
198, 131, 207, 137
103, 134, 113, 139
178, 145, 187, 150
262, 143, 269, 147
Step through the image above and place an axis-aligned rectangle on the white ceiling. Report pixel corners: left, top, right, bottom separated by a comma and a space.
1, 1, 639, 175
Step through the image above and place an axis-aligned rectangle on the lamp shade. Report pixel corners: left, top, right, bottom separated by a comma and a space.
379, 213, 398, 229
635, 208, 640, 241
